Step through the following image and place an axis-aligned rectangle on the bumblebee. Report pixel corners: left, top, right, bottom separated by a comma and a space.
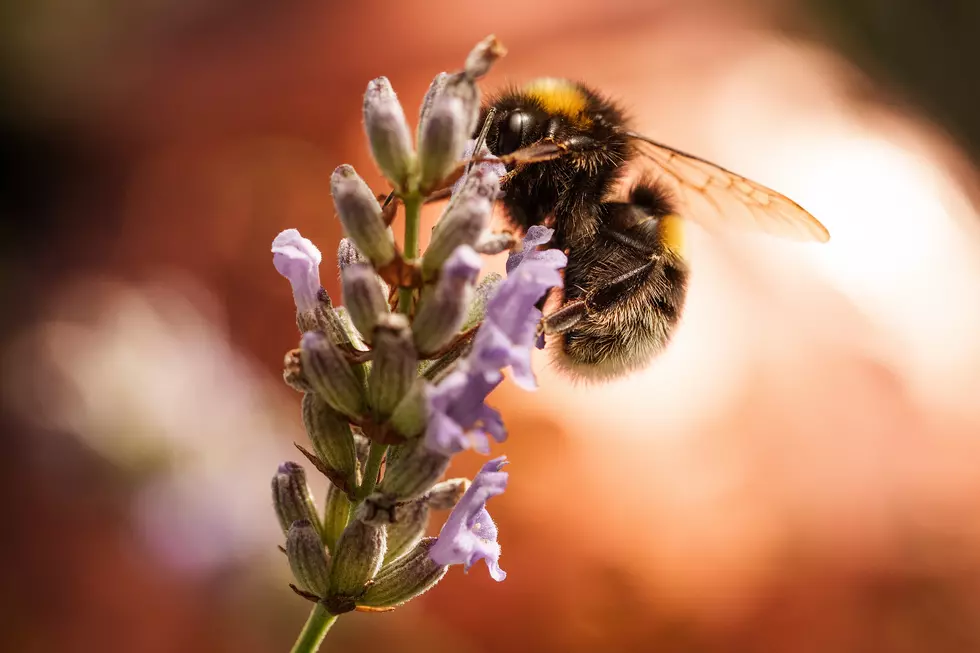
477, 78, 830, 380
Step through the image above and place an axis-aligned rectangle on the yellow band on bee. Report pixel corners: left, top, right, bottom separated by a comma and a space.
522, 78, 593, 129
657, 214, 685, 258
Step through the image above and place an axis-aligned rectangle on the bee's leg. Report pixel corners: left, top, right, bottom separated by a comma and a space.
598, 224, 658, 256
540, 299, 588, 335
541, 258, 658, 335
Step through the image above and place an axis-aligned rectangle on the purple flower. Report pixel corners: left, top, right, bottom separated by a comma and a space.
505, 224, 566, 275
430, 456, 509, 581
451, 139, 507, 197
272, 229, 322, 312
472, 230, 566, 388
423, 227, 567, 455
425, 361, 505, 455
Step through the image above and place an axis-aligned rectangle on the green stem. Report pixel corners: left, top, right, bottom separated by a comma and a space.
356, 441, 388, 501
397, 192, 422, 314
290, 603, 337, 653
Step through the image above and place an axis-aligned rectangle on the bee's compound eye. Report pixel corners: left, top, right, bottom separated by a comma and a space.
497, 111, 531, 155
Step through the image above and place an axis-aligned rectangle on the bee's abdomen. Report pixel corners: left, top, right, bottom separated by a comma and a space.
553, 210, 689, 380
557, 261, 688, 380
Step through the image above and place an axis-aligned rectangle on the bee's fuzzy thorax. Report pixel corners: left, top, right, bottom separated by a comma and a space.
520, 78, 593, 130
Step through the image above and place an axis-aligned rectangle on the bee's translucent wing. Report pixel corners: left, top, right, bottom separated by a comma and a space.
626, 131, 830, 243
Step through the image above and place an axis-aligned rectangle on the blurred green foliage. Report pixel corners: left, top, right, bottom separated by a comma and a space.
805, 0, 980, 168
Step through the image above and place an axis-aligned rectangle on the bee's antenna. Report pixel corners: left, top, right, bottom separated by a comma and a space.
466, 107, 496, 175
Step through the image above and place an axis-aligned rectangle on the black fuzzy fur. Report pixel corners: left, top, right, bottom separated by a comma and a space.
481, 80, 689, 380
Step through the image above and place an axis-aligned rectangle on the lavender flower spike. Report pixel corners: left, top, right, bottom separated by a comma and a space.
430, 456, 509, 581
272, 229, 322, 312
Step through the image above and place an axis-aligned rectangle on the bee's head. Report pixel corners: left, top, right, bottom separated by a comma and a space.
481, 79, 593, 158
487, 107, 541, 156
484, 106, 545, 157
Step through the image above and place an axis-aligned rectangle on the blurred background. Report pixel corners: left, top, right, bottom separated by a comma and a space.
3, 1, 980, 651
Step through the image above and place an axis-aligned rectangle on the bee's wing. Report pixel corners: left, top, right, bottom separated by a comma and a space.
626, 131, 830, 243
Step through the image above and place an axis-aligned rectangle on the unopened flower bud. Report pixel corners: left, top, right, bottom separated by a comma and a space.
287, 519, 331, 597
272, 462, 320, 536
426, 478, 470, 510
283, 349, 312, 393
363, 77, 416, 190
418, 94, 469, 191
359, 538, 448, 609
441, 34, 507, 141
331, 165, 396, 267
382, 497, 429, 564
353, 430, 371, 472
367, 314, 417, 419
378, 437, 451, 501
322, 482, 352, 554
302, 393, 357, 483
388, 380, 426, 439
421, 168, 498, 281
413, 245, 481, 354
337, 237, 369, 269
451, 139, 507, 198
341, 263, 389, 344
418, 72, 449, 137
301, 331, 366, 419
475, 231, 518, 255
464, 35, 506, 80
328, 515, 387, 598
332, 306, 368, 352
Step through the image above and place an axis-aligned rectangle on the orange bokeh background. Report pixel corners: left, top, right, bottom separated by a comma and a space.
4, 1, 980, 651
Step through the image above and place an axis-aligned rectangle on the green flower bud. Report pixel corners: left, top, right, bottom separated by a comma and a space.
322, 482, 352, 555
378, 437, 450, 501
382, 497, 429, 564
426, 478, 470, 510
363, 77, 416, 191
463, 272, 502, 330
332, 306, 369, 352
331, 165, 396, 267
287, 519, 331, 598
327, 514, 387, 598
341, 263, 389, 345
418, 93, 469, 191
388, 380, 426, 439
367, 314, 417, 420
421, 168, 498, 281
272, 462, 320, 536
301, 331, 366, 419
475, 231, 518, 255
413, 245, 481, 355
302, 393, 357, 484
353, 429, 371, 475
283, 348, 312, 393
295, 290, 351, 348
359, 538, 448, 609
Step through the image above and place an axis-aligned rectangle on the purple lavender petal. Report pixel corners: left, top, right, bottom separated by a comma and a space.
272, 229, 322, 312
422, 226, 567, 455
505, 225, 561, 274
430, 456, 509, 581
424, 362, 505, 456
451, 139, 507, 197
